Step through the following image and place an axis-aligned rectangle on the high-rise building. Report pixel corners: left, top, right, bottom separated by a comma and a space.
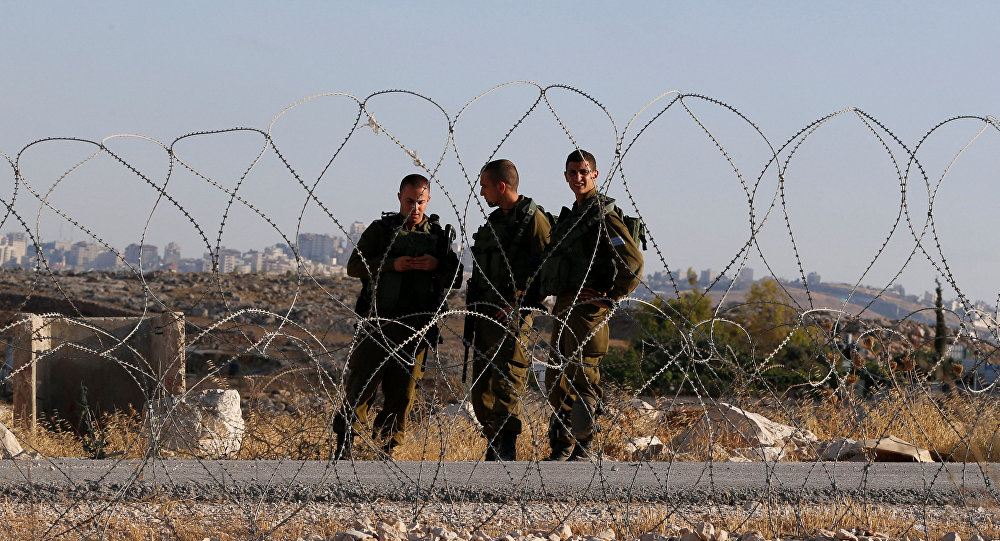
163, 242, 182, 267
66, 242, 105, 268
348, 221, 366, 243
0, 233, 28, 266
123, 243, 160, 270
297, 233, 336, 263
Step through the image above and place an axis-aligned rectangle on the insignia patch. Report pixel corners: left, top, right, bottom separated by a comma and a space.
610, 236, 625, 246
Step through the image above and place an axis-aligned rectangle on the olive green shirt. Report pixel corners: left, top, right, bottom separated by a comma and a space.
470, 195, 552, 309
347, 213, 462, 318
542, 188, 643, 303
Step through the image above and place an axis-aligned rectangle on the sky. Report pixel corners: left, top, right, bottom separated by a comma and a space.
1, 1, 998, 307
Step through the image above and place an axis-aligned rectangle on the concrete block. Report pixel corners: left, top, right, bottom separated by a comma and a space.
8, 313, 184, 429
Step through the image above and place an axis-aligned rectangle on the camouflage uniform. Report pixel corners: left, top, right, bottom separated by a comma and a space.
469, 196, 551, 449
334, 212, 461, 453
539, 188, 643, 457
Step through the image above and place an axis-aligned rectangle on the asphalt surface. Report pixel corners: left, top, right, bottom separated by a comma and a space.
1, 460, 998, 505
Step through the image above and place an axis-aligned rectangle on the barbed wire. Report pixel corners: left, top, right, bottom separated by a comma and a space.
0, 86, 997, 540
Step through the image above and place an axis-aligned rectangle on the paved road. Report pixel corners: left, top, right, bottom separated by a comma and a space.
0, 460, 997, 505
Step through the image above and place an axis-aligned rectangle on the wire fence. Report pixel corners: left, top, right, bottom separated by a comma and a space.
0, 84, 998, 540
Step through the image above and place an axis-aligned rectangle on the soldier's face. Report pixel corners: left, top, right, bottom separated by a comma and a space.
565, 160, 597, 196
398, 184, 430, 226
479, 173, 503, 207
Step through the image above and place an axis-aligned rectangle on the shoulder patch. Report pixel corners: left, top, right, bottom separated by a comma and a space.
610, 236, 626, 246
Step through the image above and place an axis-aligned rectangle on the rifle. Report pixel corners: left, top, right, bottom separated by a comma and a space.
462, 277, 478, 383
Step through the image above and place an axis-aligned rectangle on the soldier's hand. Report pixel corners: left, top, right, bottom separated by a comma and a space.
410, 254, 438, 271
495, 303, 514, 324
580, 286, 613, 309
393, 257, 414, 272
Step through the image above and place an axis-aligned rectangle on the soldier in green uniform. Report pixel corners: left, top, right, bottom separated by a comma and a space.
333, 174, 462, 459
468, 159, 552, 461
539, 149, 644, 461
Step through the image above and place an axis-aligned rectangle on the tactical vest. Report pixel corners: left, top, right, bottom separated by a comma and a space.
469, 199, 545, 304
539, 195, 621, 297
360, 213, 452, 317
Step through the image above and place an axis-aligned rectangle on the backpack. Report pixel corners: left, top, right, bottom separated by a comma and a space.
603, 202, 647, 250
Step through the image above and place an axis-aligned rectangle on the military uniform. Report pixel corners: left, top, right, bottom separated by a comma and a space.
334, 212, 461, 454
539, 188, 643, 458
468, 196, 551, 455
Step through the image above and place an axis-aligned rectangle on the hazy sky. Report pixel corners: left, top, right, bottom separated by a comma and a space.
1, 1, 998, 306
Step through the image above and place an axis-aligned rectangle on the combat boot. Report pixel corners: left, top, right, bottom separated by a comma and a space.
334, 432, 353, 460
496, 431, 518, 461
568, 439, 593, 461
484, 440, 498, 461
544, 441, 574, 461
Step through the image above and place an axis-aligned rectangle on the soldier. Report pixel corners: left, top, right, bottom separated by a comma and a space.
333, 173, 462, 459
539, 149, 643, 461
467, 159, 552, 461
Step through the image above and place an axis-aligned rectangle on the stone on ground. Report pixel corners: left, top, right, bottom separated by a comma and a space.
0, 420, 25, 459
861, 435, 935, 462
669, 403, 817, 459
146, 389, 244, 458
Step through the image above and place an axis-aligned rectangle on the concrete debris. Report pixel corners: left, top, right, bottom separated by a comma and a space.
670, 403, 816, 459
436, 402, 481, 430
861, 435, 935, 463
624, 436, 665, 461
818, 437, 865, 461
147, 389, 245, 458
628, 398, 662, 422
0, 420, 25, 459
731, 446, 786, 462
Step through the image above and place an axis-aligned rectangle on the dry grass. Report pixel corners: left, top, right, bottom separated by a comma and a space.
5, 384, 1000, 464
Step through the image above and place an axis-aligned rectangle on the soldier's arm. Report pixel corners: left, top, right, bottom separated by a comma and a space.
528, 209, 552, 258
434, 228, 463, 291
519, 209, 552, 307
346, 222, 395, 280
604, 212, 644, 301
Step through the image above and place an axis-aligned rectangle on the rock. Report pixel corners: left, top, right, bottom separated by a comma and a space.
352, 518, 375, 532
670, 403, 817, 454
471, 531, 491, 541
693, 523, 714, 541
344, 530, 373, 541
861, 435, 935, 462
146, 389, 245, 458
714, 530, 729, 541
732, 446, 786, 462
629, 398, 662, 422
818, 438, 864, 461
739, 532, 765, 541
680, 532, 701, 541
639, 534, 667, 541
554, 524, 573, 539
725, 455, 752, 462
437, 402, 482, 430
836, 530, 858, 541
379, 521, 408, 541
940, 534, 960, 541
596, 530, 615, 540
0, 420, 25, 459
625, 436, 666, 460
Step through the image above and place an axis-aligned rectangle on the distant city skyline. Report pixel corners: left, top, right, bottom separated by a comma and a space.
1, 2, 996, 305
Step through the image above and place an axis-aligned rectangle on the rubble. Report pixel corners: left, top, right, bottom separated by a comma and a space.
0, 420, 24, 459
146, 389, 245, 458
624, 436, 665, 461
670, 403, 817, 460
